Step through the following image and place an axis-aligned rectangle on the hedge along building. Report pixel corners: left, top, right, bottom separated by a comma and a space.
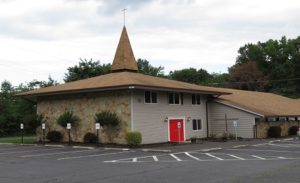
18, 26, 300, 144
18, 26, 229, 144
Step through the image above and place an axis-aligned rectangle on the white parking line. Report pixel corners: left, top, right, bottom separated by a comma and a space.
0, 147, 63, 155
132, 158, 137, 162
205, 153, 224, 160
251, 155, 265, 160
21, 149, 98, 158
228, 148, 300, 153
57, 151, 133, 160
170, 154, 182, 161
268, 144, 290, 148
227, 154, 245, 160
185, 152, 201, 161
153, 156, 159, 162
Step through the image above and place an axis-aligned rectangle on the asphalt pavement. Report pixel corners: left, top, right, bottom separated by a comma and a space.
0, 138, 299, 183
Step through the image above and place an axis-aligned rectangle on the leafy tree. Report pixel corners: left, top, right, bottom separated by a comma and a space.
94, 111, 121, 143
137, 59, 164, 77
64, 58, 111, 82
169, 68, 211, 85
228, 61, 269, 91
57, 111, 80, 128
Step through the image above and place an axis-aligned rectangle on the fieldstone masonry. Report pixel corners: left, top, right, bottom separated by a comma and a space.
256, 121, 300, 138
36, 90, 131, 144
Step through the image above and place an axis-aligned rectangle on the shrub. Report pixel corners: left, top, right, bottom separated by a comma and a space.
83, 132, 98, 144
57, 111, 80, 128
289, 126, 299, 136
125, 132, 142, 146
268, 126, 281, 138
94, 111, 121, 142
46, 130, 63, 142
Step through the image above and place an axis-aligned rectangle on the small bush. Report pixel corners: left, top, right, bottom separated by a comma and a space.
126, 132, 142, 146
46, 131, 63, 142
57, 111, 80, 128
83, 132, 98, 143
289, 126, 299, 136
268, 126, 281, 138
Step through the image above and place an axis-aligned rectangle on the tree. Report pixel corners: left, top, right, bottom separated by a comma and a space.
94, 111, 121, 143
64, 58, 111, 82
137, 59, 164, 77
169, 68, 211, 85
228, 61, 269, 91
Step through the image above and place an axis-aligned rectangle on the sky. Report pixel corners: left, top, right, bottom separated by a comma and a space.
0, 0, 300, 86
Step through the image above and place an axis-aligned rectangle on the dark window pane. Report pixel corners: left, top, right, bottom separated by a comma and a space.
192, 94, 195, 104
174, 93, 179, 104
152, 92, 157, 103
196, 95, 201, 104
145, 91, 151, 103
168, 93, 173, 104
198, 120, 202, 130
193, 120, 197, 130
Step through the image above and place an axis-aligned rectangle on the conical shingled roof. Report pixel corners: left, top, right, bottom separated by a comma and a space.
111, 26, 138, 72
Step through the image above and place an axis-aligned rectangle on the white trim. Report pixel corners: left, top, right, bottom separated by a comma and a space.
192, 119, 203, 131
214, 100, 264, 117
130, 90, 134, 131
167, 117, 186, 142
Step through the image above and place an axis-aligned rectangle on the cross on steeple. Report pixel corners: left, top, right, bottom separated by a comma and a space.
122, 8, 127, 26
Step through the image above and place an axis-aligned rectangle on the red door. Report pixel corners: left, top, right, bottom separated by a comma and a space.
169, 119, 184, 142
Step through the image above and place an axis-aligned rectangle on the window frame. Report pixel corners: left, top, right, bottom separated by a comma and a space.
144, 90, 158, 104
168, 92, 181, 105
192, 119, 202, 131
192, 94, 201, 105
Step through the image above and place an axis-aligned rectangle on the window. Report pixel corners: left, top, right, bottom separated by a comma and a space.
168, 92, 180, 104
192, 94, 201, 105
144, 91, 158, 104
192, 119, 202, 131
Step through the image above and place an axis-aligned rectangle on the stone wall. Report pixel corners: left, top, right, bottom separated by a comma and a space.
255, 121, 300, 138
36, 90, 131, 144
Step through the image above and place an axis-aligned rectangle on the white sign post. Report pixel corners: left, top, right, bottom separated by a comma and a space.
95, 123, 100, 144
233, 121, 238, 141
67, 123, 71, 145
42, 123, 46, 144
177, 121, 181, 144
20, 123, 24, 144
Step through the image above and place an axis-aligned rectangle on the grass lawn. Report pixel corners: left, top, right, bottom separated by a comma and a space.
0, 135, 36, 144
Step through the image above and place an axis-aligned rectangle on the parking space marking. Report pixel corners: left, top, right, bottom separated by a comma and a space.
153, 156, 159, 162
251, 155, 266, 160
227, 154, 245, 160
205, 153, 224, 160
57, 150, 134, 160
228, 148, 300, 153
0, 147, 63, 155
170, 154, 182, 161
185, 152, 201, 161
21, 149, 98, 158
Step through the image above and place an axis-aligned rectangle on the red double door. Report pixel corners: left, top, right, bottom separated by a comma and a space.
169, 119, 184, 142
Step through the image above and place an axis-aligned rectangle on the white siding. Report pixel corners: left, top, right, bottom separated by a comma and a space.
208, 102, 258, 138
132, 90, 208, 144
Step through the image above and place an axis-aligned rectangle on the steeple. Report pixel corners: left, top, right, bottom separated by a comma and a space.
111, 26, 138, 72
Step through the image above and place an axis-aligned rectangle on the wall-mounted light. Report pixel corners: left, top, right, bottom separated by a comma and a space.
164, 117, 168, 122
187, 117, 191, 122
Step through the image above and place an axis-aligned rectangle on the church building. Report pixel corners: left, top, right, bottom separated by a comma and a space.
19, 26, 300, 144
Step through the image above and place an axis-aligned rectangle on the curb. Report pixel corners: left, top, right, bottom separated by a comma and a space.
20, 144, 38, 146
104, 147, 130, 151
141, 149, 171, 153
0, 143, 14, 145
45, 144, 65, 148
200, 147, 222, 152
72, 146, 95, 150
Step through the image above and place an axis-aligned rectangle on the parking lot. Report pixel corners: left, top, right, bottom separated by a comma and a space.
1, 139, 300, 183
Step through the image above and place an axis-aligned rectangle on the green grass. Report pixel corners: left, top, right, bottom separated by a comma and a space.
0, 135, 36, 144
